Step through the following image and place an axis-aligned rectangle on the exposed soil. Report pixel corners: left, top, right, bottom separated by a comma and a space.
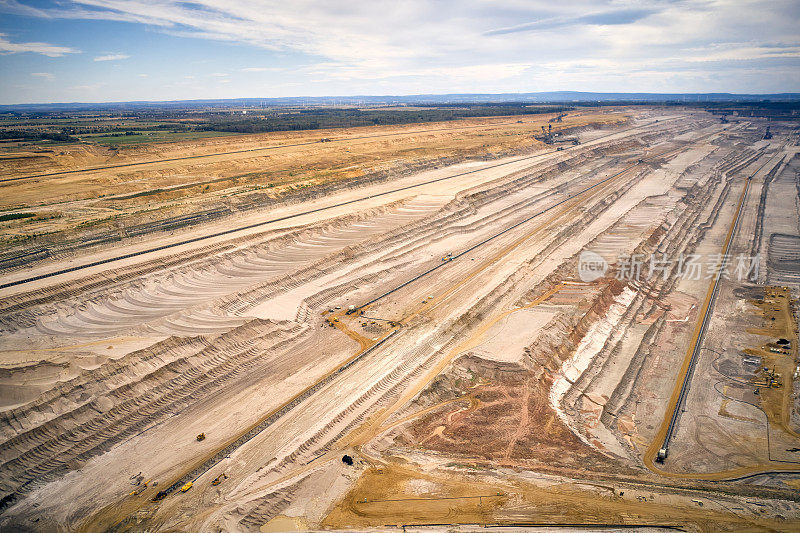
1, 109, 798, 532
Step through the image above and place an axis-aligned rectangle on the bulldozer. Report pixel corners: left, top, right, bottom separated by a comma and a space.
196, 433, 206, 441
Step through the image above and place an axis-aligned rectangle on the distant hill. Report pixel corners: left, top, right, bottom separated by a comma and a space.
2, 91, 799, 112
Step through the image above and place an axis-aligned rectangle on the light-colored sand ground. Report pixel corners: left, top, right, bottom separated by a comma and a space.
1, 108, 799, 532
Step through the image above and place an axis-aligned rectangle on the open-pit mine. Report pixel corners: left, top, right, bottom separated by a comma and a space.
1, 107, 799, 532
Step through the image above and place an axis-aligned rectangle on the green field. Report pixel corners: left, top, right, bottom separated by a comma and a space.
77, 130, 238, 146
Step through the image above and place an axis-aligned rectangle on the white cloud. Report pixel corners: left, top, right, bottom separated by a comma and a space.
31, 72, 54, 80
94, 53, 129, 61
210, 72, 228, 77
0, 32, 79, 57
1, 0, 799, 94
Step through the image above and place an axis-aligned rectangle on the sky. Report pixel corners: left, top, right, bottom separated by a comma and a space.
0, 0, 798, 104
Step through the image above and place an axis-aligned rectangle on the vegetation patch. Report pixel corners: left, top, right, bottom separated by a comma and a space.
0, 212, 35, 222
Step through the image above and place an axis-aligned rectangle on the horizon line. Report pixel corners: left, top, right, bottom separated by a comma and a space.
2, 90, 800, 108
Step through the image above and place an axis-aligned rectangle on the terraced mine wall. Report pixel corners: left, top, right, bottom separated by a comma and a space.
0, 142, 545, 273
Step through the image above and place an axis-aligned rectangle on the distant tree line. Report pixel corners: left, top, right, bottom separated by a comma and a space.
57, 123, 189, 135
195, 105, 572, 134
0, 130, 79, 143
0, 104, 576, 142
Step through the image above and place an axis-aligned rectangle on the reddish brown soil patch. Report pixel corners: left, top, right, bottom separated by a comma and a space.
395, 355, 630, 473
